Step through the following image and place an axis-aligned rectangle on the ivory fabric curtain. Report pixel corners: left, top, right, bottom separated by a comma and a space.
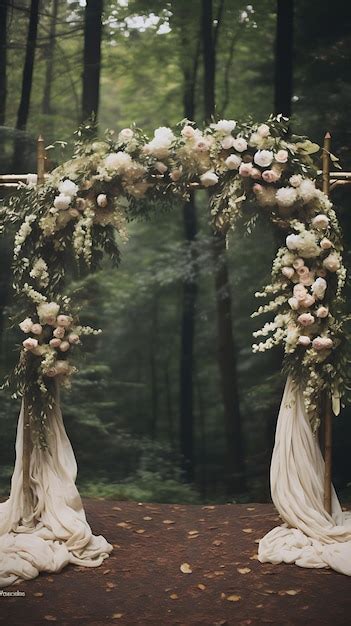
0, 399, 112, 587
259, 377, 351, 576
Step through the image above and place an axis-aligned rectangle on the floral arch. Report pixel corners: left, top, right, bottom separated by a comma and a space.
0, 115, 350, 586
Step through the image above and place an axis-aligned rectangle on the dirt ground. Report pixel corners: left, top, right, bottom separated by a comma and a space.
0, 500, 350, 626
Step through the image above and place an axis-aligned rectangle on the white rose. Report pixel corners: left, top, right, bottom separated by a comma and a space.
200, 170, 219, 187
58, 179, 78, 197
54, 194, 71, 210
181, 125, 196, 139
275, 149, 288, 163
288, 297, 299, 310
23, 337, 38, 351
320, 237, 333, 250
298, 179, 316, 203
225, 154, 242, 170
311, 277, 327, 300
31, 323, 43, 335
221, 135, 235, 150
146, 126, 175, 158
282, 266, 295, 279
312, 214, 329, 230
214, 119, 236, 134
254, 150, 274, 167
298, 335, 311, 347
257, 124, 270, 137
276, 187, 297, 207
19, 318, 33, 333
316, 306, 329, 318
286, 234, 300, 250
97, 194, 108, 208
323, 253, 340, 272
118, 128, 134, 142
233, 137, 248, 152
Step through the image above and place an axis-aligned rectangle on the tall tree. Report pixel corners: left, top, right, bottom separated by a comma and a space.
0, 0, 8, 125
82, 0, 103, 123
176, 2, 201, 483
15, 0, 40, 131
42, 0, 59, 115
274, 0, 294, 116
201, 0, 245, 494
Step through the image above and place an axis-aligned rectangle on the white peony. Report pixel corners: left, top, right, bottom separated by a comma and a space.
145, 126, 175, 159
221, 135, 235, 150
254, 150, 274, 167
58, 179, 78, 197
225, 154, 242, 170
105, 151, 132, 172
233, 137, 248, 152
200, 170, 219, 187
311, 277, 327, 300
298, 179, 316, 203
54, 194, 71, 210
214, 119, 236, 134
276, 187, 297, 207
286, 234, 300, 250
37, 302, 60, 325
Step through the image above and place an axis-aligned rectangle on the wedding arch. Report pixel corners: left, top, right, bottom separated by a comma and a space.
0, 116, 350, 586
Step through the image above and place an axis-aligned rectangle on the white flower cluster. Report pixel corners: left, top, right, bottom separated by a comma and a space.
29, 258, 49, 288
14, 215, 36, 257
73, 207, 94, 264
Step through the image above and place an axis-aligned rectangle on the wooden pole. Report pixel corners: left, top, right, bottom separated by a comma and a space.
322, 131, 333, 515
37, 134, 45, 184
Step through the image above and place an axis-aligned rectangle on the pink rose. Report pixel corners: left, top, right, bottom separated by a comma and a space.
23, 337, 38, 351
59, 341, 70, 352
292, 258, 304, 270
181, 125, 196, 139
19, 318, 33, 333
53, 326, 65, 339
253, 183, 263, 193
68, 333, 80, 345
50, 338, 62, 348
293, 284, 308, 301
297, 313, 314, 326
195, 139, 209, 152
262, 169, 280, 183
239, 162, 253, 177
316, 306, 329, 318
298, 335, 311, 347
251, 168, 262, 180
312, 336, 333, 351
282, 266, 294, 279
155, 162, 168, 174
297, 266, 309, 277
288, 297, 299, 310
320, 237, 332, 250
257, 124, 270, 138
31, 324, 43, 335
299, 272, 315, 286
57, 315, 71, 328
300, 294, 316, 308
275, 149, 288, 163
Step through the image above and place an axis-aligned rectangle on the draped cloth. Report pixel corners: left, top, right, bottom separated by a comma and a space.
0, 397, 112, 587
258, 376, 351, 575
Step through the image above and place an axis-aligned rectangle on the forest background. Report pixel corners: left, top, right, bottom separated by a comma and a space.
0, 0, 350, 504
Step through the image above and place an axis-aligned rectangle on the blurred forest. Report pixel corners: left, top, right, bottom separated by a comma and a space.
0, 0, 351, 504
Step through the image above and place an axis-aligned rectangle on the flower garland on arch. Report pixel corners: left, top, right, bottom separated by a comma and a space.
1, 115, 349, 445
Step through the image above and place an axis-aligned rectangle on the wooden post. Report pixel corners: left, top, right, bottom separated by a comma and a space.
322, 131, 333, 515
22, 135, 45, 522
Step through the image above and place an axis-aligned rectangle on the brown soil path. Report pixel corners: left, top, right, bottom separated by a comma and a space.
0, 500, 350, 625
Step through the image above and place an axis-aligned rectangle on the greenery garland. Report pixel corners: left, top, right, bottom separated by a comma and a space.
1, 115, 349, 446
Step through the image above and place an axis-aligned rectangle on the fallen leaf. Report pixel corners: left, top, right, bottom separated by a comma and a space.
34, 592, 44, 597
202, 505, 215, 510
227, 594, 241, 602
212, 540, 223, 546
117, 522, 130, 529
143, 516, 152, 521
180, 562, 192, 574
135, 529, 146, 534
247, 507, 255, 511
188, 530, 199, 535
285, 589, 301, 596
103, 569, 111, 575
112, 614, 123, 620
170, 593, 178, 600
242, 528, 253, 534
214, 571, 225, 576
106, 582, 117, 589
237, 567, 251, 575
44, 617, 57, 622
112, 507, 122, 511
250, 554, 259, 560
163, 520, 175, 525
197, 583, 206, 591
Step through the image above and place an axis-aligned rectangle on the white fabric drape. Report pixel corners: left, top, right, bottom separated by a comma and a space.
0, 398, 112, 587
258, 376, 351, 575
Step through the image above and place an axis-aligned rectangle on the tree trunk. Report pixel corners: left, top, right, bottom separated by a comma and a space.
274, 0, 294, 116
149, 296, 159, 440
42, 0, 59, 115
82, 0, 103, 123
178, 9, 200, 483
0, 0, 7, 125
16, 0, 40, 131
201, 0, 245, 494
